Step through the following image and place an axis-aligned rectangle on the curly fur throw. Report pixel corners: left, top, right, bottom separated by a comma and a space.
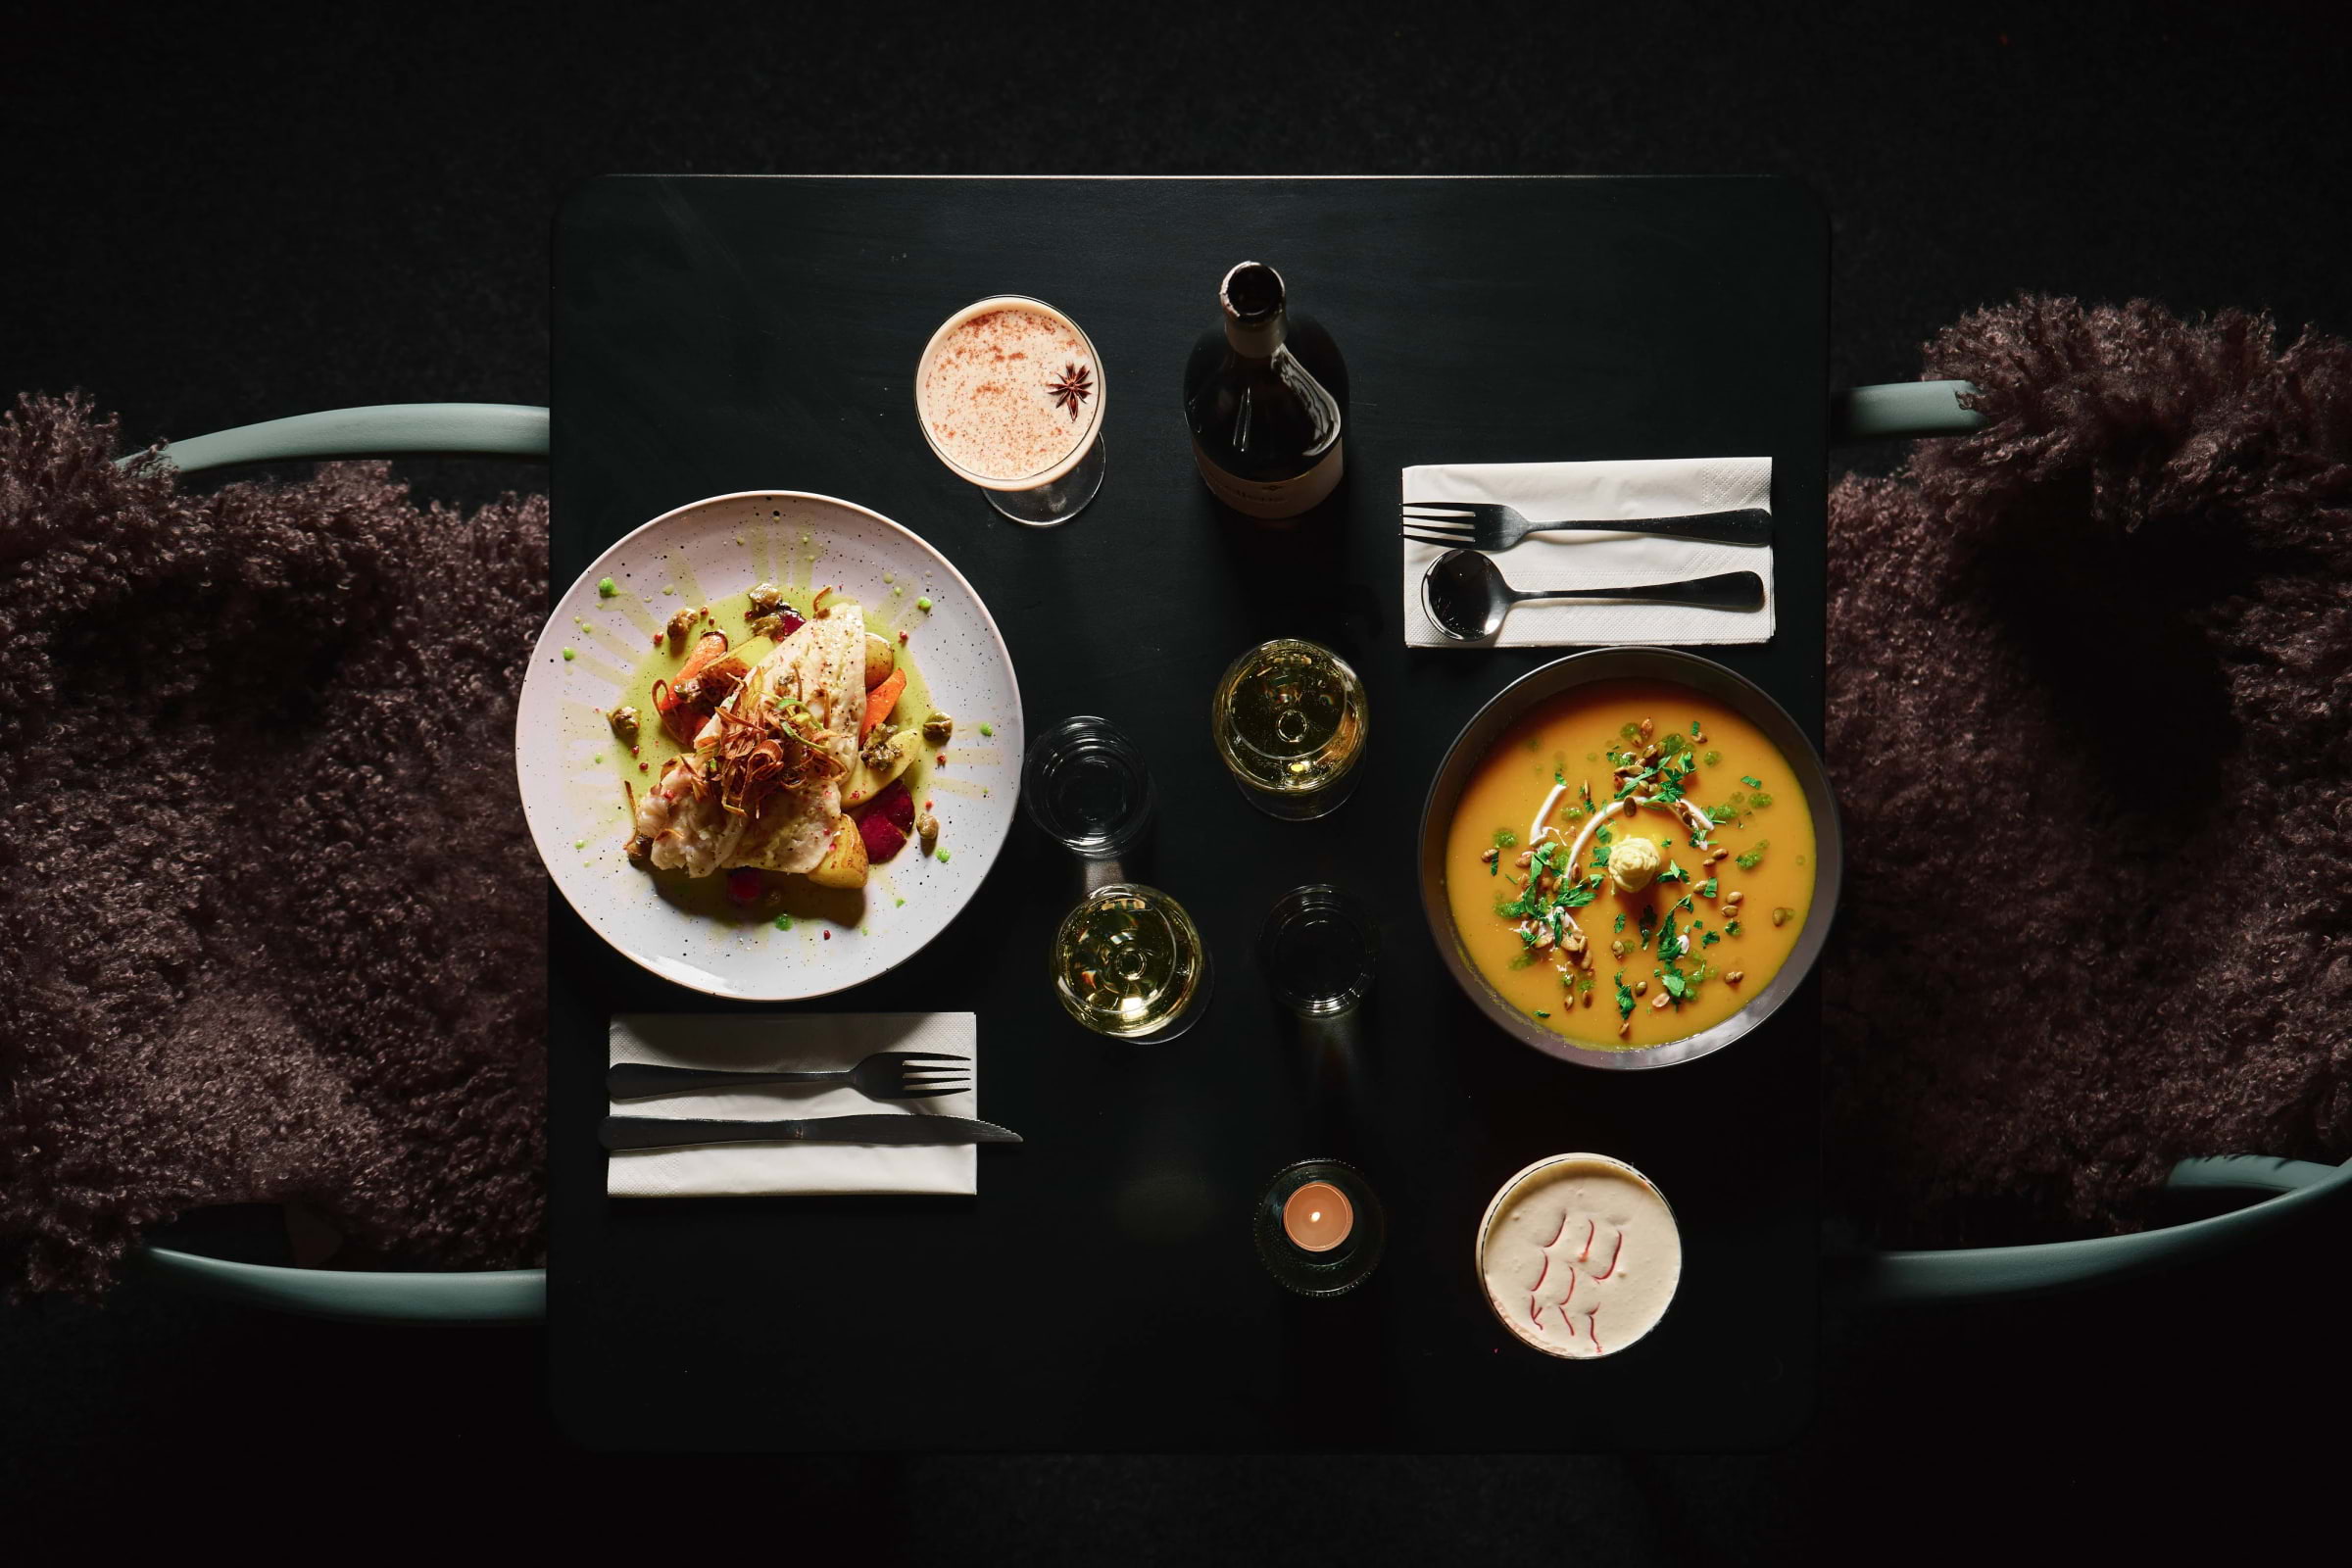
1825, 299, 2352, 1245
0, 395, 548, 1295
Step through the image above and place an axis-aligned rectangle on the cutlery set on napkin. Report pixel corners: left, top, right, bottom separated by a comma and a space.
605, 1012, 1014, 1198
1402, 456, 1776, 645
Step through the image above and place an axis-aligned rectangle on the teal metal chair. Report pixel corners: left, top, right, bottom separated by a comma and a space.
118, 388, 2349, 1322
123, 402, 549, 1325
1827, 381, 2352, 1302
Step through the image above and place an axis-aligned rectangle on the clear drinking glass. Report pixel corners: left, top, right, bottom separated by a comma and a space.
1257, 885, 1377, 1017
1210, 638, 1368, 819
1022, 715, 1154, 858
914, 294, 1106, 525
1051, 883, 1212, 1042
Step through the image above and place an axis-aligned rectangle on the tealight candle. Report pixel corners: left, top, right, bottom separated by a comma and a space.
1254, 1159, 1383, 1296
1281, 1181, 1353, 1252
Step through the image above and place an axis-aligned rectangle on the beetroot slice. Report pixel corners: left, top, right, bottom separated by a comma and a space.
857, 809, 907, 864
868, 778, 916, 832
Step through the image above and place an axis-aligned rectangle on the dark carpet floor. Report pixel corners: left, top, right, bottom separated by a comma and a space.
2, 0, 2342, 1551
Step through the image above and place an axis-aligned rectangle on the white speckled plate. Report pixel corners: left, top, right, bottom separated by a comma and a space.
516, 491, 1023, 1001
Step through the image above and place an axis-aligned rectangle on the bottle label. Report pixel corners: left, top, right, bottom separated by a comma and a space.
1193, 440, 1345, 519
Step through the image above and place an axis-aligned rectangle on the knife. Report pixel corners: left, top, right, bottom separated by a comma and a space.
600, 1114, 1023, 1152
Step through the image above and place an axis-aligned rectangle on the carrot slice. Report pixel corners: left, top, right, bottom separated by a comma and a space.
861, 667, 906, 739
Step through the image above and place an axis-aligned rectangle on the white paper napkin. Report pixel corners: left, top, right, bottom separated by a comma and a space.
1402, 457, 1774, 646
607, 1012, 979, 1198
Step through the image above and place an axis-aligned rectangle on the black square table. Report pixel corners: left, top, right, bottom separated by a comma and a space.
549, 175, 1826, 1451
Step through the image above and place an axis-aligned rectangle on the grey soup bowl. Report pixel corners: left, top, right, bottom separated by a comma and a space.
1419, 648, 1842, 1071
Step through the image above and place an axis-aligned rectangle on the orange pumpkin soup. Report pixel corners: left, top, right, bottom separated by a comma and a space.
1444, 679, 1816, 1049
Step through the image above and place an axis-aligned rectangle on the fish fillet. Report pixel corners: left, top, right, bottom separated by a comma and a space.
718, 602, 864, 874
630, 602, 865, 878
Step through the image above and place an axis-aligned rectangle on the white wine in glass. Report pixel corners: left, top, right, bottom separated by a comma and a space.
1211, 638, 1368, 819
1052, 883, 1210, 1041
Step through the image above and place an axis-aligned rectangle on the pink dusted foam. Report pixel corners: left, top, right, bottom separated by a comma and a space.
918, 305, 1100, 481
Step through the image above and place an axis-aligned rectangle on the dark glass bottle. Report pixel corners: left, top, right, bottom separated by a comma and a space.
1182, 261, 1349, 519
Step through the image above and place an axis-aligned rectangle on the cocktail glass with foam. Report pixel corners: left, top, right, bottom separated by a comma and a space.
915, 295, 1106, 525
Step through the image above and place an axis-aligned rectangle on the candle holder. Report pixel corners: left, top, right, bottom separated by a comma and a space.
1252, 1158, 1385, 1298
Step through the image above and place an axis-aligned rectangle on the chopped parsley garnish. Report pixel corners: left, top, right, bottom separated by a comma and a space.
1699, 877, 1719, 898
1725, 919, 1742, 937
1535, 1009, 1551, 1019
1690, 720, 1701, 737
1614, 972, 1636, 1019
1613, 912, 1627, 933
1560, 884, 1597, 908
1658, 859, 1688, 884
1741, 775, 1762, 789
1701, 930, 1721, 947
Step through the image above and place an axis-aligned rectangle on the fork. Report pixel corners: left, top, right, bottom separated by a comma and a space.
605, 1051, 972, 1102
1402, 501, 1772, 552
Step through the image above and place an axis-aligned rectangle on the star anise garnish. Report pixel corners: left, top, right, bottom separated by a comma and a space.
1046, 362, 1094, 419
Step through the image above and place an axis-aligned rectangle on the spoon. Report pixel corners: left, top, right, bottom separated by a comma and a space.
1421, 550, 1765, 641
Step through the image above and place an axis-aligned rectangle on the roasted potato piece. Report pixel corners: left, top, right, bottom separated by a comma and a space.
842, 728, 918, 808
806, 819, 869, 889
863, 632, 897, 691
